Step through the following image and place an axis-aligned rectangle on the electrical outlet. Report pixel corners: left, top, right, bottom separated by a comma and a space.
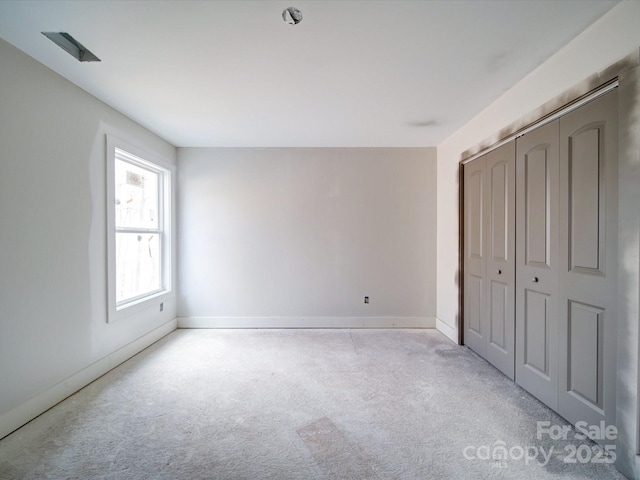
364, 296, 369, 304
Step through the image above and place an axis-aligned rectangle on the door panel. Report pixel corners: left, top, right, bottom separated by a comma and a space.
464, 156, 487, 356
489, 280, 507, 351
516, 120, 560, 410
523, 289, 550, 378
468, 169, 484, 259
567, 300, 603, 407
467, 275, 483, 336
558, 90, 618, 435
568, 125, 605, 274
490, 162, 508, 262
484, 142, 515, 379
525, 147, 551, 267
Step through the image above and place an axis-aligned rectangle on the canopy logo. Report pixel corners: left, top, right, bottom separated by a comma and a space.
462, 421, 617, 469
463, 442, 554, 468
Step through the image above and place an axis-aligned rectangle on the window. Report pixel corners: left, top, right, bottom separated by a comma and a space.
107, 136, 172, 321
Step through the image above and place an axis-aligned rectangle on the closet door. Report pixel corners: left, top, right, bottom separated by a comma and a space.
463, 142, 515, 378
515, 121, 560, 409
464, 155, 487, 357
558, 90, 618, 431
484, 142, 515, 379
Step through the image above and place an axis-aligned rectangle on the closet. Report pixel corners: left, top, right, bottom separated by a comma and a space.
463, 88, 618, 432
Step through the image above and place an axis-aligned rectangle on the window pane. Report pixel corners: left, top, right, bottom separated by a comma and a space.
115, 159, 159, 229
115, 232, 161, 304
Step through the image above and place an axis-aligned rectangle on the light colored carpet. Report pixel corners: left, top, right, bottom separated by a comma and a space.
0, 329, 627, 479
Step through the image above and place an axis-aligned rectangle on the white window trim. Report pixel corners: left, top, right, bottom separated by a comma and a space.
106, 135, 174, 323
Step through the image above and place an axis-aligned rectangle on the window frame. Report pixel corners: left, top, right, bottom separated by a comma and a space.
106, 135, 173, 322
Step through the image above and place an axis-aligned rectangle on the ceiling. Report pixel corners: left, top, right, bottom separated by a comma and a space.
0, 0, 619, 147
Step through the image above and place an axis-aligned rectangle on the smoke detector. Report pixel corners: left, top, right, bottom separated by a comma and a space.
282, 7, 302, 25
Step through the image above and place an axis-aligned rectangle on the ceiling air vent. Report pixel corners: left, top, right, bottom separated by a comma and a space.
41, 32, 101, 62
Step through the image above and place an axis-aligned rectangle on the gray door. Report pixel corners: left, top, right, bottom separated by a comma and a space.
557, 90, 618, 432
464, 142, 515, 378
484, 142, 516, 379
464, 155, 487, 357
515, 120, 560, 410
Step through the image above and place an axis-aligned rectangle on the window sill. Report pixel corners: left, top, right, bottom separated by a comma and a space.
108, 289, 173, 323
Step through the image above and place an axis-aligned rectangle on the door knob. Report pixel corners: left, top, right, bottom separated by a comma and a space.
532, 277, 539, 283
497, 269, 502, 275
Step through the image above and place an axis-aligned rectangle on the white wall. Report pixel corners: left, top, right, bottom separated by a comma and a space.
0, 39, 177, 437
178, 147, 436, 328
436, 1, 640, 477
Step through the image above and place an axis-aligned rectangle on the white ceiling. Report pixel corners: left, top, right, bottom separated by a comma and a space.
0, 0, 619, 147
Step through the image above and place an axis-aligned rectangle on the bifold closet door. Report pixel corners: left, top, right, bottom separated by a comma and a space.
464, 88, 619, 441
515, 120, 560, 410
557, 90, 618, 430
484, 142, 515, 379
464, 142, 515, 379
464, 155, 487, 358
515, 89, 619, 430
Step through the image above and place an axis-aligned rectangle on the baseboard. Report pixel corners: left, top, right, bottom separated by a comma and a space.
436, 317, 459, 344
0, 318, 177, 441
178, 316, 436, 329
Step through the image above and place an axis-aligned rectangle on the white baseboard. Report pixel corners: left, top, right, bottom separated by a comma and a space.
0, 319, 177, 441
436, 317, 459, 344
178, 316, 436, 329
